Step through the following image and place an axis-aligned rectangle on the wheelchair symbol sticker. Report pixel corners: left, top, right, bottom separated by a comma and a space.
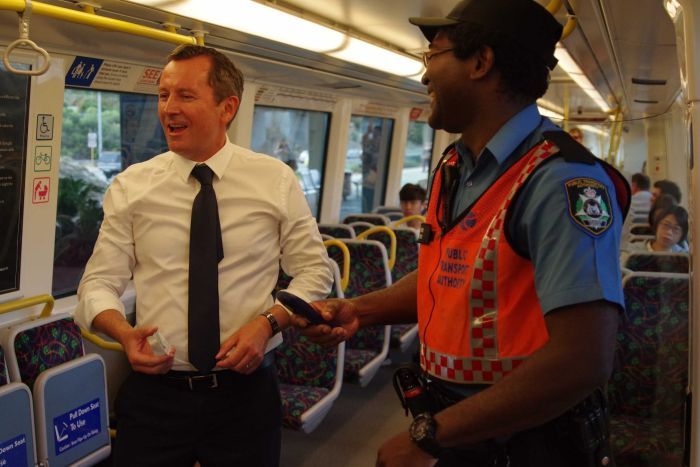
34, 146, 52, 172
36, 114, 54, 140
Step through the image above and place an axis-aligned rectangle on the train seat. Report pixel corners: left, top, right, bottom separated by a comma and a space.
372, 206, 402, 215
327, 239, 392, 387
318, 223, 356, 239
630, 225, 653, 236
0, 382, 38, 467
1, 313, 111, 466
386, 227, 420, 353
607, 273, 689, 466
624, 252, 689, 273
343, 213, 391, 226
274, 260, 346, 433
348, 221, 374, 236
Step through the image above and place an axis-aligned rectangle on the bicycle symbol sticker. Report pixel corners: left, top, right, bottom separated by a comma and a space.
36, 114, 54, 140
34, 146, 52, 172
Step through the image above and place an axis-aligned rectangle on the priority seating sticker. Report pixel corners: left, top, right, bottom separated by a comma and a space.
0, 434, 28, 467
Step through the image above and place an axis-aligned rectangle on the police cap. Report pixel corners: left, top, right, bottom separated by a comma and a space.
409, 0, 563, 70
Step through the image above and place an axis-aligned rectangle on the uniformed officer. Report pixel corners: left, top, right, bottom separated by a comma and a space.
297, 1, 629, 466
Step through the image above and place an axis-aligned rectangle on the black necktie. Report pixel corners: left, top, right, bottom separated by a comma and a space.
188, 164, 224, 372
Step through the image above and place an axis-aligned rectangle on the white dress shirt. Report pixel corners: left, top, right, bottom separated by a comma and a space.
75, 138, 333, 370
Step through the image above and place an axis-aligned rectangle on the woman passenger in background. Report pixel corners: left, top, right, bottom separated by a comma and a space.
631, 205, 689, 254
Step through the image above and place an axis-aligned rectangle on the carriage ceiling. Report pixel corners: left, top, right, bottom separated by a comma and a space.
0, 0, 682, 124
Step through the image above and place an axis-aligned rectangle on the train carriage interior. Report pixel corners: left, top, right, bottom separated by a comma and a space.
0, 0, 698, 465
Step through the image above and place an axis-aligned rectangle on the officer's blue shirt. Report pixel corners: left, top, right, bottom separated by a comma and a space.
448, 103, 624, 315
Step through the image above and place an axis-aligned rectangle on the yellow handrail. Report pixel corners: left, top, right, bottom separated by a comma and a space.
81, 328, 124, 352
545, 0, 563, 13
0, 293, 54, 317
392, 215, 426, 228
356, 226, 397, 270
323, 239, 350, 291
0, 0, 197, 45
561, 15, 577, 39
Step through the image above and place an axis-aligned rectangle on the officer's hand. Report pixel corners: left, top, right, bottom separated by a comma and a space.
216, 314, 270, 374
376, 432, 437, 467
291, 298, 359, 347
122, 326, 175, 375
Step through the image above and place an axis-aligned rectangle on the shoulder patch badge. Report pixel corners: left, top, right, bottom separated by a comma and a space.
564, 178, 613, 236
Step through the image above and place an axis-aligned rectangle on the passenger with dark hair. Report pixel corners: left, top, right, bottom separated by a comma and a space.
630, 173, 652, 213
623, 205, 688, 261
652, 179, 682, 204
399, 183, 427, 228
297, 1, 629, 466
648, 193, 677, 226
75, 44, 332, 466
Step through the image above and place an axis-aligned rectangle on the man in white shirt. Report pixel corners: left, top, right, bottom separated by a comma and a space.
630, 173, 652, 214
75, 45, 332, 466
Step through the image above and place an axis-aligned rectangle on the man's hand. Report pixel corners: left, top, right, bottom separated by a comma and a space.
122, 326, 175, 374
376, 432, 438, 467
216, 314, 271, 374
291, 298, 360, 347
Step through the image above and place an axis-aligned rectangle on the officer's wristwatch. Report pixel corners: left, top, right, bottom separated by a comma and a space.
409, 413, 442, 458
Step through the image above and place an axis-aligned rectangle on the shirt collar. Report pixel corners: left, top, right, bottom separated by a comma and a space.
455, 103, 542, 166
170, 137, 234, 183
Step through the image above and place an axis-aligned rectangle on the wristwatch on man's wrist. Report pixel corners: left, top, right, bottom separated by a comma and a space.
260, 311, 281, 336
409, 413, 442, 458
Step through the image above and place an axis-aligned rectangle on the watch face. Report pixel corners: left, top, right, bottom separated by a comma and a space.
410, 416, 435, 441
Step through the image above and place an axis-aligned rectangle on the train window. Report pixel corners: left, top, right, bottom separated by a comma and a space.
52, 88, 167, 297
341, 116, 394, 218
401, 121, 434, 189
251, 105, 330, 218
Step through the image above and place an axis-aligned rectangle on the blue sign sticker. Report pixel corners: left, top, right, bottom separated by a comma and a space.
0, 434, 28, 467
65, 57, 104, 87
53, 398, 101, 456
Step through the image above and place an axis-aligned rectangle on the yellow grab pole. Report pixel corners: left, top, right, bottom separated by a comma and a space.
393, 214, 426, 228
356, 226, 397, 270
0, 294, 54, 317
0, 0, 197, 45
323, 239, 350, 292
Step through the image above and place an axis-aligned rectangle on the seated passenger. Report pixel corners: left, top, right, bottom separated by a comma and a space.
630, 173, 652, 213
399, 183, 427, 229
622, 205, 688, 263
648, 193, 678, 226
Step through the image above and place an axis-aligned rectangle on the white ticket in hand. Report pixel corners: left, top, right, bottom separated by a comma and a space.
147, 331, 172, 356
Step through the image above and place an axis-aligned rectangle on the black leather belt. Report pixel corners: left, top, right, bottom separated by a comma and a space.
161, 353, 274, 391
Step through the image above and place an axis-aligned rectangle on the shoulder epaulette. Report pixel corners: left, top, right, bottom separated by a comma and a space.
542, 130, 595, 165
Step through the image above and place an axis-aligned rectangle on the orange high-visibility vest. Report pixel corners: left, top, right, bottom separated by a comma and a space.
417, 139, 580, 384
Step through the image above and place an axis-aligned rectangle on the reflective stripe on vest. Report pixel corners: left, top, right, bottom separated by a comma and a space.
418, 140, 558, 384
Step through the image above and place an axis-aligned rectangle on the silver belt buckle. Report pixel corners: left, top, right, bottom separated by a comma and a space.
187, 373, 219, 390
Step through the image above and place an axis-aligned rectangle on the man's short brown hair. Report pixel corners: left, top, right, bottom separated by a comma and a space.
167, 44, 244, 103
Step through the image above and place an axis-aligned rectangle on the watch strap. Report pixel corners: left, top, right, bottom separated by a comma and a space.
261, 311, 281, 336
410, 413, 442, 458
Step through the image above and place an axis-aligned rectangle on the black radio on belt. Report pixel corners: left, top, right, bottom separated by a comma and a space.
393, 364, 435, 417
418, 223, 434, 245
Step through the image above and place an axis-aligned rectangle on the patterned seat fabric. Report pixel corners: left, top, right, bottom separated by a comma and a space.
275, 327, 338, 390
13, 317, 84, 390
343, 349, 377, 384
624, 254, 689, 273
327, 241, 389, 354
607, 275, 688, 465
343, 214, 389, 226
0, 346, 7, 386
391, 229, 419, 282
610, 417, 683, 466
318, 224, 354, 239
279, 384, 330, 430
